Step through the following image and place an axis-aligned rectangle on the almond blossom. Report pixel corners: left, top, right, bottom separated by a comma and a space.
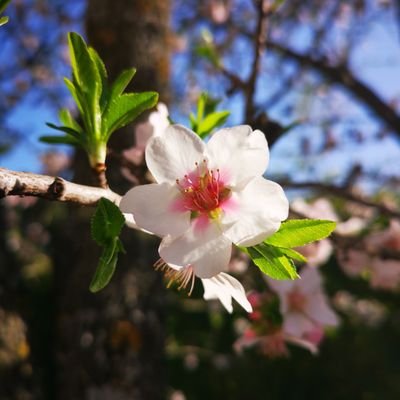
338, 220, 400, 291
120, 124, 288, 286
201, 272, 252, 313
266, 267, 339, 338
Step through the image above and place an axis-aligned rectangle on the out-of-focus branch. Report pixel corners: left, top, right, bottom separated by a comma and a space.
0, 167, 121, 206
281, 180, 400, 219
245, 0, 269, 122
266, 41, 400, 136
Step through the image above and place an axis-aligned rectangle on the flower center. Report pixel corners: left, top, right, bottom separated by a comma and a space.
287, 290, 307, 312
176, 160, 231, 219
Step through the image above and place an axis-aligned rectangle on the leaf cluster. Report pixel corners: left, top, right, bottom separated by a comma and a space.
189, 92, 230, 139
41, 32, 158, 166
244, 219, 336, 280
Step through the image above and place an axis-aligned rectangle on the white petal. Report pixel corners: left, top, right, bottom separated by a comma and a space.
222, 177, 289, 247
145, 124, 206, 183
206, 125, 269, 187
159, 221, 232, 278
202, 272, 253, 313
283, 312, 314, 337
120, 183, 190, 237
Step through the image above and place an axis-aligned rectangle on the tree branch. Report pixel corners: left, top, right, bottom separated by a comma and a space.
0, 167, 121, 206
281, 180, 400, 219
266, 40, 400, 136
245, 0, 269, 122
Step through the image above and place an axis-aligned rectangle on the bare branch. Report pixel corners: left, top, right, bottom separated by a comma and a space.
245, 0, 269, 122
266, 41, 400, 136
0, 167, 121, 206
281, 180, 400, 219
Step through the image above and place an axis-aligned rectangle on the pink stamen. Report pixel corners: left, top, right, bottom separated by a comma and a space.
175, 160, 231, 218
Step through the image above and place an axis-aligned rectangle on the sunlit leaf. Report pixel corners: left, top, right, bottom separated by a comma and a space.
265, 219, 336, 248
103, 92, 158, 138
244, 243, 299, 280
197, 111, 230, 138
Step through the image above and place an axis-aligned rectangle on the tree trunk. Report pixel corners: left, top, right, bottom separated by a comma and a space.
54, 1, 170, 399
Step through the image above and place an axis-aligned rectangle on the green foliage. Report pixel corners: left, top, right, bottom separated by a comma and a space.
244, 244, 299, 280
90, 198, 125, 292
40, 32, 158, 167
195, 29, 221, 67
246, 219, 336, 280
190, 93, 230, 138
0, 0, 11, 26
265, 219, 337, 248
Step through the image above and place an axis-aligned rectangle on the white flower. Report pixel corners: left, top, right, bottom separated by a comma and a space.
267, 267, 339, 337
202, 272, 252, 313
121, 124, 288, 282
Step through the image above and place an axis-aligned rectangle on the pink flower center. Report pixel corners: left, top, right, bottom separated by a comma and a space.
176, 160, 231, 219
287, 289, 307, 312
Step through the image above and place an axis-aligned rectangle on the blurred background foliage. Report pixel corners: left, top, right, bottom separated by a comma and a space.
1, 0, 400, 399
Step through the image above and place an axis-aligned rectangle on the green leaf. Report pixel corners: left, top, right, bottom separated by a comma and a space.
59, 108, 83, 134
0, 0, 11, 14
109, 68, 136, 101
68, 32, 102, 135
189, 112, 197, 132
88, 47, 108, 112
245, 243, 299, 280
0, 15, 8, 26
197, 111, 230, 138
39, 135, 79, 145
91, 198, 125, 246
45, 122, 82, 142
103, 91, 158, 138
63, 78, 85, 115
272, 247, 307, 263
265, 219, 336, 248
197, 93, 206, 121
89, 237, 120, 293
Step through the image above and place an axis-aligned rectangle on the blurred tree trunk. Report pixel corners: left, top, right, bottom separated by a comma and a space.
53, 1, 170, 399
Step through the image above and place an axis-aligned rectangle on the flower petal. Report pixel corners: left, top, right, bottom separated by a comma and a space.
206, 125, 269, 187
120, 183, 190, 237
202, 272, 253, 313
305, 294, 339, 327
159, 221, 232, 278
222, 177, 289, 247
145, 124, 206, 183
283, 312, 315, 337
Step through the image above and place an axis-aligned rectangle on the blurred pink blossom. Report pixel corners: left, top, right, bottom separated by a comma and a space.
267, 268, 339, 338
338, 221, 400, 291
296, 240, 333, 267
123, 103, 169, 167
41, 151, 70, 175
208, 0, 231, 24
234, 328, 319, 358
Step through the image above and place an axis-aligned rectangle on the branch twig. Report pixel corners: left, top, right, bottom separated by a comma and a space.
281, 180, 400, 219
245, 0, 268, 122
0, 167, 121, 206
